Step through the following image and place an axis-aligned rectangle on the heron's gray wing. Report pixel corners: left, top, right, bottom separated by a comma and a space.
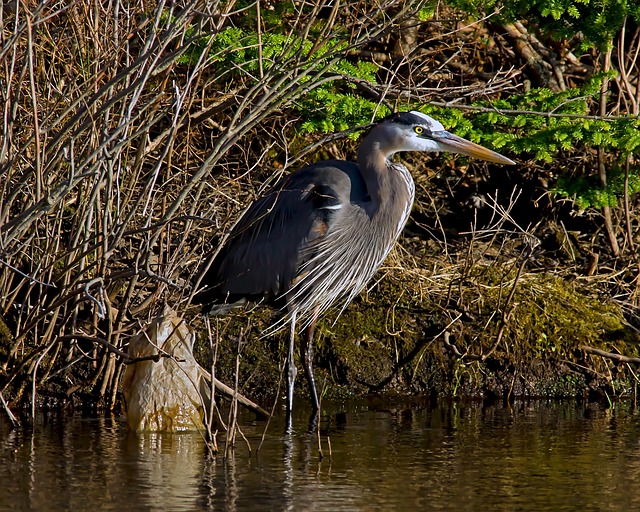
195, 160, 366, 309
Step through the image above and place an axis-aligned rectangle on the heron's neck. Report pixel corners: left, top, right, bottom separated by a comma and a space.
357, 139, 413, 212
358, 140, 386, 202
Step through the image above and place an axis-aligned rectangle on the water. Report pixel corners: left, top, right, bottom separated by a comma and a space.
1, 400, 639, 511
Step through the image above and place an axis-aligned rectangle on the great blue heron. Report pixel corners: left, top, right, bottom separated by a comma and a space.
194, 111, 514, 424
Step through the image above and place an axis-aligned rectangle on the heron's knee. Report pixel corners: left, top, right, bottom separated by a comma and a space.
287, 361, 298, 382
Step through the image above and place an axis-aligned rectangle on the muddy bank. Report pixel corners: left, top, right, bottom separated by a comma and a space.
198, 263, 640, 409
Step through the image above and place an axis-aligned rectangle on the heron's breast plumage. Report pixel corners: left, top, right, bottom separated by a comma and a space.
282, 161, 415, 329
390, 162, 416, 235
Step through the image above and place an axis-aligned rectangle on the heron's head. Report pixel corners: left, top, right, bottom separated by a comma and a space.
375, 111, 515, 165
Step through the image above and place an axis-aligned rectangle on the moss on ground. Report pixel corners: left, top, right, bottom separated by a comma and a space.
194, 262, 640, 408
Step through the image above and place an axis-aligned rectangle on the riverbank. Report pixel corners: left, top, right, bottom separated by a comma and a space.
201, 255, 640, 409
1, 2, 640, 417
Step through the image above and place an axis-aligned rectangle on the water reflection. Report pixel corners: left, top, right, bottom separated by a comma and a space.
0, 400, 639, 511
124, 431, 206, 510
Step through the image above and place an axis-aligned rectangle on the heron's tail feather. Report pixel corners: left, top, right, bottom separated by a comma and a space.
201, 299, 247, 316
192, 283, 247, 316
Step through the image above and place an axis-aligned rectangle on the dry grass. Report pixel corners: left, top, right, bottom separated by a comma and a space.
0, 0, 441, 410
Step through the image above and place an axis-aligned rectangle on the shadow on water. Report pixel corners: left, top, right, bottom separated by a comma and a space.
1, 399, 639, 511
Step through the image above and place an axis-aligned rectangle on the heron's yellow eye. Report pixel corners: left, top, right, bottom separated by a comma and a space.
414, 126, 424, 134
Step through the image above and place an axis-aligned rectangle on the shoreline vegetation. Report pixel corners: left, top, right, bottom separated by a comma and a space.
1, 1, 640, 426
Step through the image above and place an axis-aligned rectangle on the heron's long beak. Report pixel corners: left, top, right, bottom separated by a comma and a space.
433, 131, 516, 165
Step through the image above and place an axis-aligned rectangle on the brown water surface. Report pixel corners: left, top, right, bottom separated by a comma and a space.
0, 400, 638, 511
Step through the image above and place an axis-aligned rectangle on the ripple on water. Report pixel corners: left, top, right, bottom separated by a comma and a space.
0, 400, 638, 511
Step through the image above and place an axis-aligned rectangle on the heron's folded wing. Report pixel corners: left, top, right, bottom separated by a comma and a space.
194, 164, 354, 307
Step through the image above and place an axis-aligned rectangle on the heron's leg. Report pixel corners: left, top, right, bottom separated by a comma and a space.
285, 311, 298, 417
301, 308, 320, 412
